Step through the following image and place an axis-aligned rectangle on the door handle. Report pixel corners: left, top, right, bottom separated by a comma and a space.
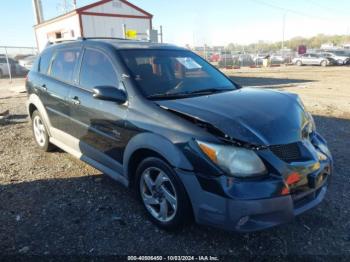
71, 96, 80, 105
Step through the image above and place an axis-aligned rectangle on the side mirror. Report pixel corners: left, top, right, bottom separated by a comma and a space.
92, 86, 127, 104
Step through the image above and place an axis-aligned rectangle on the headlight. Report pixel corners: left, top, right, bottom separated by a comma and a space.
297, 96, 316, 132
306, 112, 316, 133
196, 140, 267, 178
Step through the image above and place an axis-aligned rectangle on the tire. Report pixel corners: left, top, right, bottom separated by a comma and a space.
136, 157, 192, 230
31, 110, 55, 152
337, 59, 343, 65
296, 60, 302, 66
321, 60, 327, 67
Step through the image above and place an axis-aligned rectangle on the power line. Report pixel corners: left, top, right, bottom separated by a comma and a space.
307, 0, 349, 16
248, 0, 333, 21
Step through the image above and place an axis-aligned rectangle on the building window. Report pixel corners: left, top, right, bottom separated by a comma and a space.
55, 32, 62, 39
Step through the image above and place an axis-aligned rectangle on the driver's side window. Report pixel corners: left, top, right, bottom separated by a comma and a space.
79, 49, 119, 91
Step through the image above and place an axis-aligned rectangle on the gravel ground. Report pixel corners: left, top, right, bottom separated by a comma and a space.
0, 67, 350, 257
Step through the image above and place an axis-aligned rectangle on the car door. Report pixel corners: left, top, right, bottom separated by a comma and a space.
43, 47, 81, 134
68, 47, 129, 172
301, 54, 311, 65
309, 54, 320, 65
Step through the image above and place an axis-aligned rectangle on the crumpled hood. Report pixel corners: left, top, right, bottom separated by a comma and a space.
156, 88, 309, 146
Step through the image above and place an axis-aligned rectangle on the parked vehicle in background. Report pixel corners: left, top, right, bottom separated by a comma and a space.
0, 57, 27, 77
209, 53, 220, 63
217, 51, 235, 67
219, 51, 232, 60
14, 54, 34, 61
253, 54, 268, 65
234, 54, 254, 66
0, 57, 9, 78
26, 38, 333, 232
292, 53, 331, 66
270, 55, 285, 64
330, 50, 350, 57
18, 55, 37, 70
321, 51, 350, 65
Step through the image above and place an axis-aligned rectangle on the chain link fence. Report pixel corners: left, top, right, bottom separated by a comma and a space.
0, 46, 38, 82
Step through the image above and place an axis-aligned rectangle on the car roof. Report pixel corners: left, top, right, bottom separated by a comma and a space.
44, 38, 186, 52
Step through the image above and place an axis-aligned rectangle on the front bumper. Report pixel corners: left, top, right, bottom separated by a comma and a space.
177, 165, 330, 232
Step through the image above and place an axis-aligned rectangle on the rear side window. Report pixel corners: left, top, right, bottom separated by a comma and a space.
50, 48, 80, 83
79, 49, 118, 90
38, 50, 53, 74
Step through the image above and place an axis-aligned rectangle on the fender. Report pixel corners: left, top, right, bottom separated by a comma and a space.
123, 132, 194, 178
27, 93, 52, 136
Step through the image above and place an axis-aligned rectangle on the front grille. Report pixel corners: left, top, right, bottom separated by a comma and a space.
270, 143, 302, 162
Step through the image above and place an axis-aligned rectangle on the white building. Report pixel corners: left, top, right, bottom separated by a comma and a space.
34, 0, 153, 51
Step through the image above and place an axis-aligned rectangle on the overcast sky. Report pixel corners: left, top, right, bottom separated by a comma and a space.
1, 0, 349, 47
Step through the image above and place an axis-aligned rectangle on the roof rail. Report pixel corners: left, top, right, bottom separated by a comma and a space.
45, 38, 79, 47
78, 37, 138, 41
44, 37, 146, 48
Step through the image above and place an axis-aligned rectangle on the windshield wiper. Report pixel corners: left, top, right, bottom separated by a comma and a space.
147, 93, 192, 100
183, 88, 229, 95
147, 88, 229, 100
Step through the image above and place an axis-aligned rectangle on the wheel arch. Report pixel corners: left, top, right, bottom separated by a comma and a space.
123, 133, 194, 187
27, 94, 52, 136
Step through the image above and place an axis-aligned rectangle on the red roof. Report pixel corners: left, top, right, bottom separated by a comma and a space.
77, 0, 153, 18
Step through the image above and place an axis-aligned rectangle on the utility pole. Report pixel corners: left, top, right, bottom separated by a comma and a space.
32, 0, 44, 24
282, 13, 286, 50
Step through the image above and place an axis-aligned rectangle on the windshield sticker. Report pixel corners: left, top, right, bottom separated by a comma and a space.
176, 57, 202, 69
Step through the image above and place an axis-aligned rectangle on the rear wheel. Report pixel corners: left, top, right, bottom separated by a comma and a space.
31, 110, 54, 151
321, 60, 327, 67
296, 60, 302, 66
136, 157, 192, 230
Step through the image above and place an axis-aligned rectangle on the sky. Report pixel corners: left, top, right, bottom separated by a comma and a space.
1, 0, 350, 48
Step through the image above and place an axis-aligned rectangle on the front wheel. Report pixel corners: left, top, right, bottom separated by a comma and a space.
136, 157, 192, 230
321, 60, 327, 67
296, 60, 302, 66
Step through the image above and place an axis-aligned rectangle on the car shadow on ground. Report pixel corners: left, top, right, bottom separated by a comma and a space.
230, 76, 315, 87
0, 115, 349, 256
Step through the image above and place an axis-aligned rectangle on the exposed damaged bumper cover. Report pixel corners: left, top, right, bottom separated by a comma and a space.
156, 88, 333, 232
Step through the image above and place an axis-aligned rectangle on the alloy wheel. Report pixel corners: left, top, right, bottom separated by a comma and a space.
139, 167, 178, 222
33, 115, 46, 147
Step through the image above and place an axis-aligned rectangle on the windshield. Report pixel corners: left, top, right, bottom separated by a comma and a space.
119, 49, 236, 99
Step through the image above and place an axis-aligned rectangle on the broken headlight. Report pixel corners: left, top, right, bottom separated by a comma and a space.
196, 140, 267, 178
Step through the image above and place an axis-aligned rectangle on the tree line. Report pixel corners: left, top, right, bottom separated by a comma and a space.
225, 34, 350, 52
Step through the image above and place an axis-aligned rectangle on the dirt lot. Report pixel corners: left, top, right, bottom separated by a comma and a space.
0, 66, 350, 257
